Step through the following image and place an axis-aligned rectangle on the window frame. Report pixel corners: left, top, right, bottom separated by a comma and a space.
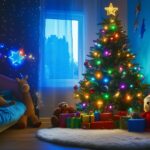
39, 11, 84, 87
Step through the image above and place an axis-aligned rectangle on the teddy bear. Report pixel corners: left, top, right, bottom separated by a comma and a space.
16, 76, 41, 128
141, 95, 150, 131
51, 101, 76, 127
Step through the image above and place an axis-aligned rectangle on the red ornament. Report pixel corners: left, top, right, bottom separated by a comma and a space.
73, 85, 78, 91
90, 88, 95, 94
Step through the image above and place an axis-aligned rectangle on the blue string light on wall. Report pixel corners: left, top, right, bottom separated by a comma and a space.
8, 50, 25, 66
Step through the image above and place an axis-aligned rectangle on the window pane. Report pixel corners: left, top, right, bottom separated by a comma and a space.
44, 19, 79, 80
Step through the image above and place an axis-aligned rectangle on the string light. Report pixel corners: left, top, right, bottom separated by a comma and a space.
110, 19, 115, 23
137, 92, 142, 98
95, 71, 103, 79
104, 25, 108, 30
127, 63, 132, 68
102, 37, 108, 43
85, 81, 90, 86
91, 77, 95, 81
114, 91, 120, 98
93, 51, 100, 57
103, 93, 110, 100
84, 94, 90, 99
110, 24, 117, 31
97, 100, 103, 107
108, 69, 113, 75
103, 77, 109, 84
126, 94, 132, 101
96, 60, 101, 65
114, 33, 119, 38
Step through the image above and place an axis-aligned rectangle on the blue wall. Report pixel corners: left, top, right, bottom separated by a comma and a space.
128, 0, 150, 83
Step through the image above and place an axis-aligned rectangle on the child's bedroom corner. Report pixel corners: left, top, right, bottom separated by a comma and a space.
1, 0, 150, 150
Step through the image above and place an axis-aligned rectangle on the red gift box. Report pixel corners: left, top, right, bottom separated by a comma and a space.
82, 122, 91, 129
116, 111, 127, 116
100, 113, 113, 121
91, 121, 115, 129
59, 113, 76, 128
113, 115, 121, 121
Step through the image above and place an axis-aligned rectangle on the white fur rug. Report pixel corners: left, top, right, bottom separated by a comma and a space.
37, 128, 150, 150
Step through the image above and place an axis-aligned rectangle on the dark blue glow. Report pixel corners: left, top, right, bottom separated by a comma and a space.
9, 50, 24, 66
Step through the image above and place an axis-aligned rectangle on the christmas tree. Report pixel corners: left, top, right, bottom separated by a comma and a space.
74, 3, 149, 114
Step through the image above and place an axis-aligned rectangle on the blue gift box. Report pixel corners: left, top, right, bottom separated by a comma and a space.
128, 119, 145, 132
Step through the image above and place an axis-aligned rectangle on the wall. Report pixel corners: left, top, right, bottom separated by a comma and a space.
128, 0, 150, 83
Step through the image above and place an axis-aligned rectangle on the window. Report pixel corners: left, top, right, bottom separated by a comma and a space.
39, 12, 84, 87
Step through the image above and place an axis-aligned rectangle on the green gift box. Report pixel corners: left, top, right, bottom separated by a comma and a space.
66, 117, 81, 128
114, 120, 120, 129
120, 116, 131, 129
74, 117, 82, 128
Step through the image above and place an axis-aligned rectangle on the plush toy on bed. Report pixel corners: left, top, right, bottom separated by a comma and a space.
141, 95, 150, 131
51, 102, 76, 127
16, 76, 41, 128
0, 96, 15, 106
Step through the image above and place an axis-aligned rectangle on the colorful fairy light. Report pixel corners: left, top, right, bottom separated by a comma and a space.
103, 77, 109, 84
85, 94, 90, 99
137, 92, 142, 98
103, 50, 111, 57
104, 25, 108, 30
126, 94, 132, 101
130, 84, 134, 88
91, 77, 95, 81
95, 71, 103, 79
120, 83, 126, 90
96, 60, 101, 65
119, 66, 123, 72
97, 100, 103, 107
103, 93, 110, 100
114, 91, 120, 98
108, 69, 113, 74
85, 81, 90, 86
110, 24, 117, 31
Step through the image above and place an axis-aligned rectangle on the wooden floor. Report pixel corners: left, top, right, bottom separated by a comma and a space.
0, 118, 88, 150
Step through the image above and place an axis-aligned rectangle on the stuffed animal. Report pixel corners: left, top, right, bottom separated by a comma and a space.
0, 96, 15, 106
51, 102, 76, 127
16, 76, 41, 128
141, 95, 150, 130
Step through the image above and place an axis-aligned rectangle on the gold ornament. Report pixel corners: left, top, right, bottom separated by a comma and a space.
105, 3, 118, 16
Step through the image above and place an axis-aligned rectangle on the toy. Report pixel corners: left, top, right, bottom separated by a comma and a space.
0, 96, 15, 106
51, 101, 76, 127
16, 76, 41, 128
141, 95, 150, 131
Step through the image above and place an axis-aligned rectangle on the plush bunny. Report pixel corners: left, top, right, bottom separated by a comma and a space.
16, 76, 41, 128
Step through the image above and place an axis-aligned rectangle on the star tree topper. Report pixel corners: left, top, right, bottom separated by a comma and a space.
105, 3, 118, 16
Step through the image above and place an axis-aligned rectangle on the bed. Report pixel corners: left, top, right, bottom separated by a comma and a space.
0, 74, 26, 133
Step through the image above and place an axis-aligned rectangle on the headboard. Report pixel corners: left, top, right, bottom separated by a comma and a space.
0, 74, 22, 99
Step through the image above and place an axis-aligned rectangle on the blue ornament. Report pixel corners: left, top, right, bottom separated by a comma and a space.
9, 50, 25, 66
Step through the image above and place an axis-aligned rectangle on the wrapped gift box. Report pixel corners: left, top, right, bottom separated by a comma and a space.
128, 119, 145, 132
120, 116, 131, 129
91, 121, 115, 129
74, 117, 82, 128
94, 111, 100, 121
81, 114, 95, 123
66, 117, 82, 128
116, 111, 127, 116
59, 113, 76, 128
100, 113, 113, 121
82, 122, 91, 129
113, 115, 121, 128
